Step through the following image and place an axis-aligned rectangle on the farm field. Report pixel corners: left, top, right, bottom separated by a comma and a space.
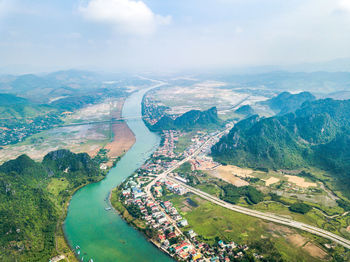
146, 82, 273, 120
182, 163, 350, 241
0, 98, 135, 164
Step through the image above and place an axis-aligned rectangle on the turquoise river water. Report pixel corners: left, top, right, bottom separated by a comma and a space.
64, 87, 173, 262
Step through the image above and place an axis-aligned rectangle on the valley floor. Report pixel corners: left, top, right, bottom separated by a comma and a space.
0, 98, 136, 165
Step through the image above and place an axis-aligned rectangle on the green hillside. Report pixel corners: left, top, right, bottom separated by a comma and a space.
261, 91, 316, 115
150, 107, 220, 131
0, 94, 27, 105
211, 98, 350, 197
0, 150, 105, 261
234, 105, 255, 119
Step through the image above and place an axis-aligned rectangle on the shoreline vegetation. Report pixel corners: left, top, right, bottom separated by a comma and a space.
0, 150, 109, 261
60, 157, 121, 262
59, 98, 137, 261
109, 187, 174, 260
60, 138, 135, 261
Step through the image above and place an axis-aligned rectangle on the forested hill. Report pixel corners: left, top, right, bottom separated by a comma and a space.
0, 149, 104, 261
234, 105, 255, 119
0, 93, 28, 105
211, 98, 350, 195
261, 91, 316, 115
150, 107, 220, 131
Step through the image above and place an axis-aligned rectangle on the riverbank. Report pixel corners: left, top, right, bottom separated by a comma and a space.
55, 172, 110, 262
109, 187, 175, 260
63, 84, 171, 262
56, 138, 130, 261
104, 98, 136, 166
54, 98, 136, 260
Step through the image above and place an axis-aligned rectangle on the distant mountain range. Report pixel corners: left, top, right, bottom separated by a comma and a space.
205, 71, 350, 95
149, 107, 220, 131
0, 70, 154, 104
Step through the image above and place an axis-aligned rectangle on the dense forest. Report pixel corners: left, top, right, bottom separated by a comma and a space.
221, 184, 264, 205
212, 98, 350, 198
0, 149, 105, 261
234, 105, 255, 118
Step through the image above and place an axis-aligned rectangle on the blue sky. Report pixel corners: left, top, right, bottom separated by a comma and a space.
0, 0, 350, 73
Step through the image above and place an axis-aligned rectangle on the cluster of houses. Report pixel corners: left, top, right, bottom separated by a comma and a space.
120, 178, 204, 260
182, 129, 227, 160
138, 158, 179, 176
120, 175, 259, 261
118, 121, 263, 261
142, 96, 168, 126
154, 179, 187, 197
0, 114, 62, 146
153, 130, 181, 159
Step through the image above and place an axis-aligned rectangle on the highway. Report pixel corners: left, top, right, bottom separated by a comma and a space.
145, 126, 350, 250
167, 177, 350, 249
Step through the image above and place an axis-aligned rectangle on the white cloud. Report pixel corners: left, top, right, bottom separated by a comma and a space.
79, 0, 170, 36
338, 0, 350, 12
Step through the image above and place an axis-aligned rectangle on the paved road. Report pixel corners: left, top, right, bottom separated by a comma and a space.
167, 177, 350, 250
145, 126, 350, 249
145, 127, 230, 195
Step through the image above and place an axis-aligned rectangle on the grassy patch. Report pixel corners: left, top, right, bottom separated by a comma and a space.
163, 193, 336, 261
174, 132, 195, 154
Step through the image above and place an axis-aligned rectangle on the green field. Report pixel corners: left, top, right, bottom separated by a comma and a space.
174, 132, 196, 154
161, 192, 345, 261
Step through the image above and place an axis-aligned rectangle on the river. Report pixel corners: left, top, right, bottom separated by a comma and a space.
64, 86, 173, 262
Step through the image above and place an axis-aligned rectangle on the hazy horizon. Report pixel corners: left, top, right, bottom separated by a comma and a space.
1, 0, 350, 73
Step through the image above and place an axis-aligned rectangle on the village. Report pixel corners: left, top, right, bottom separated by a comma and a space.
0, 113, 63, 146
114, 126, 261, 261
119, 174, 254, 261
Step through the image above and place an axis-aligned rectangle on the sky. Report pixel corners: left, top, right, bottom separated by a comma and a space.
0, 0, 350, 73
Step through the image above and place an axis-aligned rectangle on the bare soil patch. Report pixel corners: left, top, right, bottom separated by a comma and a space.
303, 242, 327, 259
266, 222, 294, 236
103, 98, 136, 165
209, 165, 254, 187
217, 165, 255, 178
287, 234, 307, 247
180, 206, 191, 212
264, 177, 280, 186
285, 175, 317, 188
181, 200, 194, 212
105, 122, 135, 160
